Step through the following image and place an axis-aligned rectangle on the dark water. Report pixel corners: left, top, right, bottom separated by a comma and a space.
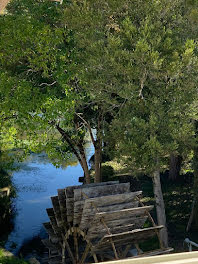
5, 146, 94, 254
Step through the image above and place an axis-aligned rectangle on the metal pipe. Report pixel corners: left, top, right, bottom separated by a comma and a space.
184, 238, 198, 251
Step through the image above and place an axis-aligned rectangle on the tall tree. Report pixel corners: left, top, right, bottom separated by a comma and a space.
108, 1, 198, 246
63, 0, 198, 246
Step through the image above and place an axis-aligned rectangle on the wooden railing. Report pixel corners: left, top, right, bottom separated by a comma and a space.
98, 251, 198, 264
184, 238, 198, 252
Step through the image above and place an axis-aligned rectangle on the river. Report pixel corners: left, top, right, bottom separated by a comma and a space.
5, 145, 94, 254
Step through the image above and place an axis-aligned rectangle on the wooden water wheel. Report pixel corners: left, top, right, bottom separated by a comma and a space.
42, 181, 172, 264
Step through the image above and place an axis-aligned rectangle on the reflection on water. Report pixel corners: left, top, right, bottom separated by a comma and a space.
5, 145, 94, 254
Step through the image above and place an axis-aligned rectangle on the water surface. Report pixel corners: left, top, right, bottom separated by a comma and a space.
5, 146, 94, 253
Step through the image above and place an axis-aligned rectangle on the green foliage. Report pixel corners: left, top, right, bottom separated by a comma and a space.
0, 0, 88, 167
63, 0, 198, 174
6, 0, 62, 26
1, 0, 198, 176
106, 0, 198, 173
0, 249, 28, 264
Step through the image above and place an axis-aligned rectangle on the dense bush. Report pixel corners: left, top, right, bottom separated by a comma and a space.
101, 165, 115, 182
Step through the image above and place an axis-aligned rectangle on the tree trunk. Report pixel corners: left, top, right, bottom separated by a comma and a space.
187, 120, 198, 230
169, 153, 182, 181
78, 143, 91, 184
81, 155, 90, 184
152, 169, 168, 248
94, 145, 102, 183
93, 110, 103, 183
56, 125, 91, 184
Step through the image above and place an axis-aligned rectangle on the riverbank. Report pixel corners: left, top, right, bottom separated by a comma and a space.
0, 248, 28, 264
0, 168, 15, 247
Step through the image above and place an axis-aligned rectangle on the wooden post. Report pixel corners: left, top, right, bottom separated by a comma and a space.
135, 195, 164, 249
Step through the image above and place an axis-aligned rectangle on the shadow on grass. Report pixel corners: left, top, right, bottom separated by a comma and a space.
113, 172, 198, 252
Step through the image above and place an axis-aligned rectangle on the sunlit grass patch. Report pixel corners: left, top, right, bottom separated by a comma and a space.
0, 248, 28, 264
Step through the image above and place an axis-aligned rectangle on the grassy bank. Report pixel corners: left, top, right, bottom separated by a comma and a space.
0, 248, 28, 264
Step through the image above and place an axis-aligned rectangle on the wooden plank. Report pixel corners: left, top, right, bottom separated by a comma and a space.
84, 201, 139, 215
42, 239, 61, 251
43, 222, 55, 237
82, 181, 119, 189
95, 206, 153, 222
86, 216, 148, 241
82, 191, 142, 209
92, 215, 147, 231
66, 197, 74, 223
51, 196, 63, 228
46, 208, 62, 239
80, 200, 139, 230
73, 200, 84, 226
72, 182, 122, 226
65, 182, 119, 199
128, 247, 173, 259
57, 188, 68, 228
43, 222, 59, 243
74, 183, 130, 202
74, 183, 131, 227
97, 226, 164, 246
79, 191, 142, 230
65, 185, 83, 223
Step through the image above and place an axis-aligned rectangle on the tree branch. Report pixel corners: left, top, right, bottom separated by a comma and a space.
139, 70, 147, 99
39, 81, 57, 87
55, 124, 83, 167
76, 113, 96, 147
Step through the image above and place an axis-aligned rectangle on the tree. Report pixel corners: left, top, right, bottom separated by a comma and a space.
168, 153, 183, 181
108, 1, 198, 246
1, 0, 129, 184
63, 0, 198, 246
0, 0, 105, 184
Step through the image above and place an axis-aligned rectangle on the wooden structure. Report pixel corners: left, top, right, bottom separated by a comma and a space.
43, 182, 172, 264
98, 251, 198, 264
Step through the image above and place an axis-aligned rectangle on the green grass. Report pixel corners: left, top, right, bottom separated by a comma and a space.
0, 249, 29, 264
